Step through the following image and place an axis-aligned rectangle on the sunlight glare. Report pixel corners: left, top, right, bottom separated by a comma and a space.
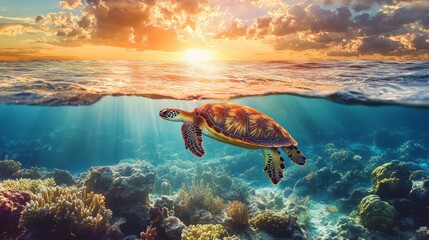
182, 49, 212, 63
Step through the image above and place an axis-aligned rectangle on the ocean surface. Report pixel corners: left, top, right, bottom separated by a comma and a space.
0, 60, 428, 240
1, 60, 428, 106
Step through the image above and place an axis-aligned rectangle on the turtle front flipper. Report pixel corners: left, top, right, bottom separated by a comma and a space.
262, 148, 285, 185
283, 146, 306, 166
181, 122, 205, 158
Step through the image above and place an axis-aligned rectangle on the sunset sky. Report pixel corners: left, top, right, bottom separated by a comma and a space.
0, 0, 428, 60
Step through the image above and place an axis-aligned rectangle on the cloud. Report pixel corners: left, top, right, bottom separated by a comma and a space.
34, 0, 215, 51
215, 20, 247, 39
357, 37, 402, 54
0, 23, 42, 36
413, 35, 429, 50
216, 0, 429, 58
60, 0, 82, 9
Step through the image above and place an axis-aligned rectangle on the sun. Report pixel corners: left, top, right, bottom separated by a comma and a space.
182, 49, 212, 63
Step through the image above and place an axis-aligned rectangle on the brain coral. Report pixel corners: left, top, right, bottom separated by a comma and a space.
19, 186, 112, 240
250, 211, 305, 239
0, 189, 32, 237
371, 161, 412, 200
181, 224, 236, 240
358, 194, 396, 232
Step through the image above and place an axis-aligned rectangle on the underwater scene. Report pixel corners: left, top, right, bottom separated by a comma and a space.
0, 60, 429, 240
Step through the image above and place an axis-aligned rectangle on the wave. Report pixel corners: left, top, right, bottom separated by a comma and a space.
0, 60, 428, 107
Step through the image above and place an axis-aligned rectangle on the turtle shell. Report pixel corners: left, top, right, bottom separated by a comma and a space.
194, 103, 297, 148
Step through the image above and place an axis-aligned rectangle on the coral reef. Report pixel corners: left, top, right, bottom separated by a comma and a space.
176, 179, 224, 224
14, 167, 42, 179
335, 216, 393, 240
409, 180, 429, 224
371, 161, 412, 200
0, 178, 56, 194
0, 157, 21, 179
19, 186, 112, 240
140, 226, 157, 240
0, 189, 32, 237
43, 169, 75, 186
358, 194, 396, 232
226, 201, 249, 226
415, 226, 429, 240
156, 216, 186, 240
250, 211, 306, 239
397, 140, 427, 160
82, 161, 155, 206
160, 180, 171, 195
177, 179, 214, 210
284, 195, 311, 225
339, 187, 369, 212
181, 224, 233, 240
81, 160, 155, 235
294, 167, 341, 196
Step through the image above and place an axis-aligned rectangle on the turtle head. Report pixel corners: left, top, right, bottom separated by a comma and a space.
159, 108, 192, 122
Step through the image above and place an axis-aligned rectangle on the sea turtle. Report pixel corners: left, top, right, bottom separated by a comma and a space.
159, 103, 306, 185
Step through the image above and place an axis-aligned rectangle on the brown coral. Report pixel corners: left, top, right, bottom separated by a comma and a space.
226, 201, 249, 226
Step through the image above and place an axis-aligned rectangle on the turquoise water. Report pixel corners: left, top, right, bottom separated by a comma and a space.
1, 95, 428, 174
1, 61, 429, 239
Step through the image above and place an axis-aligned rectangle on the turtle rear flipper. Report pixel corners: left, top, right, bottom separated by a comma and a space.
181, 122, 205, 158
283, 146, 306, 166
262, 148, 285, 185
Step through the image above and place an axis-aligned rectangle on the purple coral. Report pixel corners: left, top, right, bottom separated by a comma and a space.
0, 189, 31, 237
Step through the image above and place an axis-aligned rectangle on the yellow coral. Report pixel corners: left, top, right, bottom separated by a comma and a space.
0, 178, 56, 194
182, 224, 232, 240
250, 211, 302, 236
19, 186, 112, 239
358, 194, 396, 232
226, 201, 249, 225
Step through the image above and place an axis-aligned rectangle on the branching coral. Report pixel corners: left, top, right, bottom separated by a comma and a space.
0, 189, 32, 237
181, 224, 233, 240
358, 194, 396, 232
19, 186, 112, 240
250, 211, 305, 239
0, 157, 21, 179
226, 201, 249, 226
0, 178, 56, 194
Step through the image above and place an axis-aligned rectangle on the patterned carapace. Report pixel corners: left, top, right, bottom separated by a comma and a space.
194, 103, 297, 148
